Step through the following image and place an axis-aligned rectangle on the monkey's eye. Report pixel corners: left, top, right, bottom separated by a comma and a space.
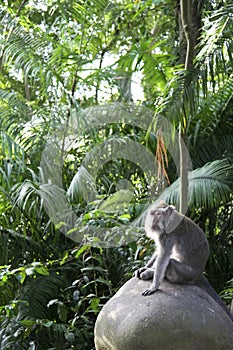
151, 210, 160, 216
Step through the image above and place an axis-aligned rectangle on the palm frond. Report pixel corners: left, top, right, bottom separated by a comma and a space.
188, 76, 233, 149
193, 135, 233, 167
196, 4, 233, 92
0, 10, 57, 94
13, 178, 74, 229
197, 4, 233, 65
67, 164, 99, 204
18, 275, 67, 320
159, 159, 233, 209
0, 227, 42, 264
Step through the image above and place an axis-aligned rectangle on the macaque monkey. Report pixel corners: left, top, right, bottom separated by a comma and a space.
135, 201, 233, 321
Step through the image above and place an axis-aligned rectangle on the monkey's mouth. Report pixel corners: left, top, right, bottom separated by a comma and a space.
152, 223, 159, 231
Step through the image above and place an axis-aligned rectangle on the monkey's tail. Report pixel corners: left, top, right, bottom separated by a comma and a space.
197, 275, 233, 322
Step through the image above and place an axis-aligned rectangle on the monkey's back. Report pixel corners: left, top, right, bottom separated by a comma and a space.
171, 214, 209, 269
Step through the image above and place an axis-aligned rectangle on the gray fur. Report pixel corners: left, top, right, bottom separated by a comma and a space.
134, 202, 233, 321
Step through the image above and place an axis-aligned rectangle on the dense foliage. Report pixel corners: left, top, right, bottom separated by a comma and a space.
0, 1, 232, 349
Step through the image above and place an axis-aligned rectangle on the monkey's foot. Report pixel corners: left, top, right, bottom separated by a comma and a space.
141, 287, 157, 296
140, 269, 154, 280
134, 267, 147, 279
134, 267, 154, 280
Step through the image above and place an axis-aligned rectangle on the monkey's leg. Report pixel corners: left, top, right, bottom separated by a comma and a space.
139, 268, 154, 280
165, 258, 200, 284
134, 267, 155, 279
142, 255, 170, 296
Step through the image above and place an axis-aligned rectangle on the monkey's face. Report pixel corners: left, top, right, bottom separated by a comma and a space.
150, 209, 166, 231
145, 202, 175, 239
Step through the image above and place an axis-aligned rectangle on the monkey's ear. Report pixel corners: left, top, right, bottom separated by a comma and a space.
166, 206, 183, 233
156, 200, 167, 207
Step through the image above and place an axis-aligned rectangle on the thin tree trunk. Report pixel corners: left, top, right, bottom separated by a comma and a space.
179, 125, 189, 214
178, 0, 202, 213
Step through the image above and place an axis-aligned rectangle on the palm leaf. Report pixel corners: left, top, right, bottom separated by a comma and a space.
67, 165, 98, 203
159, 159, 233, 208
193, 135, 233, 167
18, 275, 66, 320
0, 10, 58, 94
196, 4, 233, 97
190, 74, 233, 145
133, 159, 233, 228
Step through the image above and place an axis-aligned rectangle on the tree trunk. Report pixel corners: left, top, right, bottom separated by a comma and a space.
178, 0, 202, 213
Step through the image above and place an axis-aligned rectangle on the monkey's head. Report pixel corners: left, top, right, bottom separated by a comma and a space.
145, 201, 176, 240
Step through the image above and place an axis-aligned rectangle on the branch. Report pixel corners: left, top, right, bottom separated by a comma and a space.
180, 0, 194, 70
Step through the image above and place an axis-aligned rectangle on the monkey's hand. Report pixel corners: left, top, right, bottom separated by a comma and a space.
141, 286, 158, 296
134, 267, 147, 279
134, 267, 154, 280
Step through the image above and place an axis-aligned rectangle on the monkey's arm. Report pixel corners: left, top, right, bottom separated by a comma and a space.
142, 250, 170, 296
145, 251, 157, 268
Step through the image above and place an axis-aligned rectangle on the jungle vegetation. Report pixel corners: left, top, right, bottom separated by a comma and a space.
0, 1, 232, 349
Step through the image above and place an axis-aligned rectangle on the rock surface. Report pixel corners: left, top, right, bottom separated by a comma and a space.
94, 277, 233, 350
